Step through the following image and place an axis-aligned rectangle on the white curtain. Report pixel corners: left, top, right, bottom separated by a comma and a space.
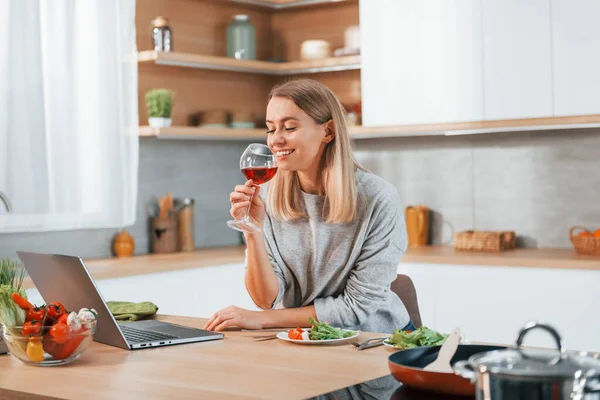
0, 0, 138, 232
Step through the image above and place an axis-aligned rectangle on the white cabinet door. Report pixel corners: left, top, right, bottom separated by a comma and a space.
551, 0, 600, 116
416, 0, 484, 124
482, 0, 553, 120
398, 262, 600, 352
360, 0, 421, 127
360, 0, 483, 127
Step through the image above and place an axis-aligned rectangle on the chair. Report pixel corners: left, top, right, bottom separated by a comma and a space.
391, 274, 423, 328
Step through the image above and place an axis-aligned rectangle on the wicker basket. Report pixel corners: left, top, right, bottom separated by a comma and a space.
454, 230, 516, 252
569, 226, 600, 256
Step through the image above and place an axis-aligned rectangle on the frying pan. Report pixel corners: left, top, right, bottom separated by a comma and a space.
388, 344, 506, 396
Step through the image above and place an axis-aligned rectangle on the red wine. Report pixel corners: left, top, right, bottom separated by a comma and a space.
242, 167, 278, 184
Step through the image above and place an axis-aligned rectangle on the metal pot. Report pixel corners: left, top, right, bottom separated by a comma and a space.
454, 322, 600, 400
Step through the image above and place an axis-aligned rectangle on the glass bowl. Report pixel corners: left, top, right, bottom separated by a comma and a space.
2, 321, 97, 366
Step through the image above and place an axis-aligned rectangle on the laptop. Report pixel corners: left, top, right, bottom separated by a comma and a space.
17, 251, 224, 350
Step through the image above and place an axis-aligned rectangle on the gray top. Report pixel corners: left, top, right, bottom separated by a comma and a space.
262, 170, 410, 333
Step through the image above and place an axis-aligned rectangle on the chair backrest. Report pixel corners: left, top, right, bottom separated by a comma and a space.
391, 274, 423, 329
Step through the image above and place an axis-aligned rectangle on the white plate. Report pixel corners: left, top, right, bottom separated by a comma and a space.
276, 328, 359, 345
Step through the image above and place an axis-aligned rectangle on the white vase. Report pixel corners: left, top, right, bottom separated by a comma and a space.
148, 117, 172, 128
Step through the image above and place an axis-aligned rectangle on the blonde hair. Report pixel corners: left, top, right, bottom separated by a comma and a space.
266, 79, 365, 223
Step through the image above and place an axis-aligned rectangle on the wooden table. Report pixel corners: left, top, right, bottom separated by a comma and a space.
0, 315, 398, 400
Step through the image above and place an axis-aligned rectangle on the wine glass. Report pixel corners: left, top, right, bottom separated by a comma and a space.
227, 143, 278, 233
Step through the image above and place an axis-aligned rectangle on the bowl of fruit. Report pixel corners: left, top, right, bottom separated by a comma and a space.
569, 226, 600, 256
1, 293, 98, 366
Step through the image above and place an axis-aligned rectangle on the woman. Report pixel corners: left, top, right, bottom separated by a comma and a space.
204, 79, 413, 333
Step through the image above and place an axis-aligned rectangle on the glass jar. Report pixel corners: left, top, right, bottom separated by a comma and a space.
227, 15, 256, 60
151, 16, 172, 52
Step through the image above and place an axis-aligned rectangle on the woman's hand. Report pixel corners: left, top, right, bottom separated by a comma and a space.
229, 180, 265, 229
204, 306, 265, 331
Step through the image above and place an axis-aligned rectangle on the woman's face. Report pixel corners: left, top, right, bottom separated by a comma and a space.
266, 96, 332, 172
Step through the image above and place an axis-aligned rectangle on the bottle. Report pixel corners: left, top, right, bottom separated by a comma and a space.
227, 15, 256, 60
176, 198, 195, 252
151, 16, 172, 52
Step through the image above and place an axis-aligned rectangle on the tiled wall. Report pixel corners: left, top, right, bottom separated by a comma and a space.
355, 128, 600, 248
1, 128, 598, 259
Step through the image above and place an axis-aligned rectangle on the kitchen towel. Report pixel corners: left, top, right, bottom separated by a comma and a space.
107, 301, 159, 321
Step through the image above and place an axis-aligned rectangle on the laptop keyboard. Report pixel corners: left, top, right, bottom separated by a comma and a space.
120, 325, 178, 344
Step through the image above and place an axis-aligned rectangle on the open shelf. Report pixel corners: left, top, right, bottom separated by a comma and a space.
138, 51, 361, 75
139, 126, 267, 140
140, 115, 600, 141
229, 0, 353, 9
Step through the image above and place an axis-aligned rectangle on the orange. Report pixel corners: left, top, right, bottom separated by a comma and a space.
594, 229, 600, 238
578, 231, 593, 238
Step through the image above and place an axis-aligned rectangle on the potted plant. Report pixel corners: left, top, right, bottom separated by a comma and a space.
145, 89, 174, 128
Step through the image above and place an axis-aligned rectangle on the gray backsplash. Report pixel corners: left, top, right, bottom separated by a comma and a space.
1, 128, 598, 260
354, 128, 600, 248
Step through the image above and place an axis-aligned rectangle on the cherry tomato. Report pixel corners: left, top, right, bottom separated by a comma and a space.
49, 323, 71, 344
288, 327, 304, 340
26, 306, 47, 322
56, 313, 69, 325
22, 321, 43, 337
46, 302, 67, 320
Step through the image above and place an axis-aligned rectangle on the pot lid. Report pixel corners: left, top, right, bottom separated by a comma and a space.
470, 322, 600, 379
472, 348, 600, 378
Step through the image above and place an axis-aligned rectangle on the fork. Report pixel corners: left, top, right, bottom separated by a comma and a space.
351, 337, 389, 350
253, 335, 278, 342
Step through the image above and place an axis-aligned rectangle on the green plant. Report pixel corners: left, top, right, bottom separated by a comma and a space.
0, 258, 24, 290
145, 89, 174, 118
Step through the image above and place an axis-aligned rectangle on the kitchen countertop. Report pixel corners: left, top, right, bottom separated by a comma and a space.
0, 315, 394, 400
20, 245, 600, 290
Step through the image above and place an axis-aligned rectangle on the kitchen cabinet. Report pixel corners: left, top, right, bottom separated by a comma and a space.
360, 0, 483, 127
481, 0, 553, 120
551, 0, 600, 116
25, 263, 260, 320
399, 262, 600, 352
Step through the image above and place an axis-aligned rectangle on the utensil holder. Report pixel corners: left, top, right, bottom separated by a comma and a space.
151, 216, 178, 254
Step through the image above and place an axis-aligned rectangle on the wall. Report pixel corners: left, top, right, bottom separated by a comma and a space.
0, 138, 249, 260
355, 128, 600, 248
1, 128, 598, 260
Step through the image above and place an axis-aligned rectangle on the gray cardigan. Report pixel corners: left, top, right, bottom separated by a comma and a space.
260, 170, 410, 333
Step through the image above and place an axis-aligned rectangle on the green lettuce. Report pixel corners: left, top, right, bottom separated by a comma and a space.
0, 285, 27, 330
388, 326, 448, 349
308, 317, 357, 340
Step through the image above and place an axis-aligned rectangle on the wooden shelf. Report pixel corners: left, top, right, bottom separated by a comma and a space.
350, 115, 600, 139
140, 115, 600, 141
138, 51, 361, 75
228, 0, 352, 9
139, 126, 267, 140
